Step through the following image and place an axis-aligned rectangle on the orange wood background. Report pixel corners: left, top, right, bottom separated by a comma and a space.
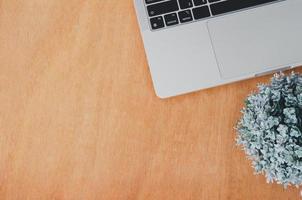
0, 1, 301, 199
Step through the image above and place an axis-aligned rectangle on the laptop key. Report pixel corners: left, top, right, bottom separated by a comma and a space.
210, 0, 279, 16
147, 0, 179, 17
192, 6, 211, 20
178, 0, 194, 9
164, 13, 179, 26
145, 0, 164, 4
178, 10, 193, 23
150, 16, 165, 30
193, 0, 207, 6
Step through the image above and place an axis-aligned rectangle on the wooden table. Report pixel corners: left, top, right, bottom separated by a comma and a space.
0, 1, 301, 199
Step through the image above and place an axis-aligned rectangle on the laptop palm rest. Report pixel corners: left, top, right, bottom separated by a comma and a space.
207, 1, 302, 79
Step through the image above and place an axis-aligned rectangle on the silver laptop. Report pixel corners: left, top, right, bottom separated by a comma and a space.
134, 0, 302, 98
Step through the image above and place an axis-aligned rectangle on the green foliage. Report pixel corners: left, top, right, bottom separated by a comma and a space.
237, 72, 302, 187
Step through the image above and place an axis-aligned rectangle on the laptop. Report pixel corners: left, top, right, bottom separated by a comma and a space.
134, 0, 302, 98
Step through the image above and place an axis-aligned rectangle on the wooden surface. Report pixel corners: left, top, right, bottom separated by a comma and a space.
0, 1, 301, 199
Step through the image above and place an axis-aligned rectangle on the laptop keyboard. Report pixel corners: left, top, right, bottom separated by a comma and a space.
145, 0, 280, 30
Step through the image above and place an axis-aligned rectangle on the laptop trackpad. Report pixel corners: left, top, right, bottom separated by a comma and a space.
207, 2, 302, 79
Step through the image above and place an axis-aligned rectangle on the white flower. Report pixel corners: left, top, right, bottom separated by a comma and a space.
237, 72, 302, 187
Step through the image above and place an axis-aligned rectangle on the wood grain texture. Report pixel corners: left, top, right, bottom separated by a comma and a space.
0, 1, 301, 199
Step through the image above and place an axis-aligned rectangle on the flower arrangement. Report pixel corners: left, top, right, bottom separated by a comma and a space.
236, 72, 302, 187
